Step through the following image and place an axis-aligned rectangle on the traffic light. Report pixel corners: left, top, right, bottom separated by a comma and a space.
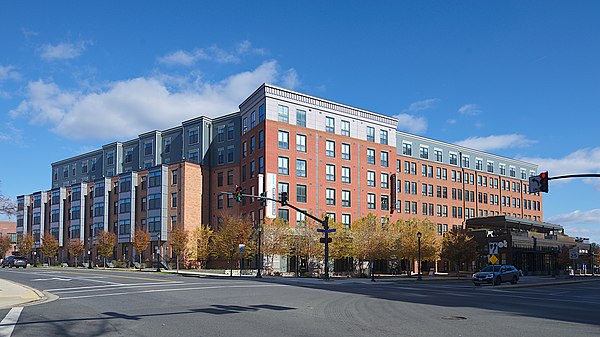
260, 192, 267, 206
280, 192, 288, 206
540, 171, 549, 193
235, 185, 242, 202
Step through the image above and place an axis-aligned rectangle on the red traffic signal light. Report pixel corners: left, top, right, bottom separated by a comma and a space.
540, 171, 549, 193
280, 192, 288, 206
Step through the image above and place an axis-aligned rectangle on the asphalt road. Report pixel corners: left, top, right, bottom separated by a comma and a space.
1, 268, 599, 337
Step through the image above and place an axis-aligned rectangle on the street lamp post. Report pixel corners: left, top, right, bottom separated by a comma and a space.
33, 250, 37, 267
256, 224, 262, 278
417, 232, 422, 281
156, 232, 161, 272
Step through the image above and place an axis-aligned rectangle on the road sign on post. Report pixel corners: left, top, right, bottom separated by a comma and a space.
569, 248, 579, 260
489, 242, 499, 255
529, 176, 542, 193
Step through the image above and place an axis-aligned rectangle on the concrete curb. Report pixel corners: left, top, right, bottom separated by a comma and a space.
503, 277, 600, 289
0, 279, 55, 309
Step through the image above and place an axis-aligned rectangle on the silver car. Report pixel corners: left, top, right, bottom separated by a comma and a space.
473, 265, 519, 286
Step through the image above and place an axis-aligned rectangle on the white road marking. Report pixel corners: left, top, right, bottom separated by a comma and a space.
0, 307, 23, 337
31, 277, 72, 282
59, 284, 289, 300
49, 281, 185, 294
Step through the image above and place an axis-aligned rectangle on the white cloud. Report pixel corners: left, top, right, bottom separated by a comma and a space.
454, 134, 536, 152
395, 114, 428, 134
0, 65, 21, 82
403, 98, 439, 114
39, 41, 88, 61
548, 209, 600, 225
158, 41, 266, 66
281, 68, 300, 89
0, 123, 23, 144
458, 103, 481, 116
10, 61, 294, 140
518, 148, 600, 177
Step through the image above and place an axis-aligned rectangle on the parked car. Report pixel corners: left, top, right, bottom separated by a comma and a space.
1, 255, 28, 268
472, 264, 519, 286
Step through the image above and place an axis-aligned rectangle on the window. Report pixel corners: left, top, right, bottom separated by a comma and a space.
278, 209, 289, 222
476, 159, 483, 170
449, 153, 458, 165
82, 161, 88, 173
296, 134, 306, 152
367, 126, 375, 142
242, 118, 248, 134
380, 151, 388, 167
380, 173, 389, 189
402, 142, 412, 156
119, 198, 131, 213
259, 130, 264, 148
227, 146, 234, 162
217, 127, 224, 142
499, 164, 506, 175
278, 105, 289, 123
462, 156, 470, 168
367, 193, 376, 209
487, 161, 494, 173
380, 130, 388, 145
172, 169, 178, 185
342, 190, 351, 207
217, 148, 224, 165
250, 136, 255, 153
341, 143, 350, 160
106, 153, 114, 165
171, 193, 177, 208
325, 117, 335, 133
326, 188, 335, 205
120, 178, 131, 193
242, 142, 247, 158
148, 194, 161, 209
250, 161, 255, 178
259, 156, 264, 174
434, 149, 442, 162
278, 156, 289, 175
380, 195, 389, 210
296, 109, 306, 127
367, 171, 376, 187
342, 166, 351, 183
296, 159, 306, 177
228, 125, 234, 140
326, 140, 335, 157
326, 164, 335, 181
250, 111, 256, 129
342, 214, 351, 227
278, 131, 289, 149
341, 120, 350, 136
189, 151, 199, 163
149, 171, 161, 187
510, 167, 516, 178
296, 184, 307, 203
420, 147, 429, 159
366, 149, 375, 165
144, 142, 153, 156
259, 104, 265, 122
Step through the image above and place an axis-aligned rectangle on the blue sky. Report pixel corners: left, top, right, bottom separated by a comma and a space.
1, 1, 599, 243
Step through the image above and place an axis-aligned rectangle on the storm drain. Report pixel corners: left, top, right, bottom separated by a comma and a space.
441, 316, 467, 320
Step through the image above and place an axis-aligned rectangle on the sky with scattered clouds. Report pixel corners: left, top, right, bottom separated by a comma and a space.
1, 1, 600, 242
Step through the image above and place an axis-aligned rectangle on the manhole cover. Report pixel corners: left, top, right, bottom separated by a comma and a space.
442, 316, 467, 320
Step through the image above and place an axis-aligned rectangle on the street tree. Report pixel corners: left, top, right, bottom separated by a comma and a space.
0, 182, 16, 218
397, 218, 440, 275
261, 217, 291, 275
132, 229, 150, 269
328, 220, 353, 272
41, 235, 59, 265
293, 220, 319, 275
351, 214, 388, 277
0, 235, 13, 258
68, 239, 84, 267
96, 231, 116, 268
192, 224, 213, 269
169, 227, 189, 272
17, 233, 34, 257
212, 216, 254, 275
440, 227, 478, 276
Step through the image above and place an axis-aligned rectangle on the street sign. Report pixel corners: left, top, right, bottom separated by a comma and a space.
320, 237, 332, 243
529, 175, 542, 193
317, 228, 336, 233
569, 248, 579, 260
488, 242, 499, 255
488, 255, 499, 265
238, 244, 246, 254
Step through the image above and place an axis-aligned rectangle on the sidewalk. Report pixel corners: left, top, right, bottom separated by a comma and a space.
0, 278, 47, 309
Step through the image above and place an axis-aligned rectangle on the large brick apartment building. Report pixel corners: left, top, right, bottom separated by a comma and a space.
16, 84, 544, 266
